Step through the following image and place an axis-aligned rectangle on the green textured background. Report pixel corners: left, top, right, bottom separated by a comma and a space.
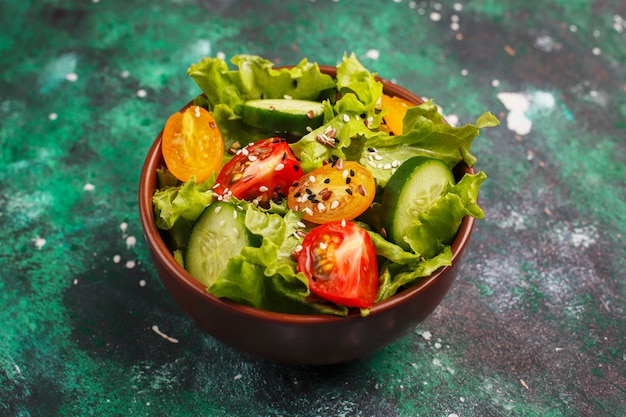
1, 0, 625, 416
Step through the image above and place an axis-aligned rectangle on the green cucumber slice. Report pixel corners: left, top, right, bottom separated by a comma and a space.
380, 156, 455, 251
185, 201, 255, 287
241, 98, 325, 134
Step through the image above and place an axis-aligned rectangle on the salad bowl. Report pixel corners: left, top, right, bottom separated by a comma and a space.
139, 65, 476, 365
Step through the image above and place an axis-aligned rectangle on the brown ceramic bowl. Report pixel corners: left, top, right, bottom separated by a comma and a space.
139, 66, 475, 365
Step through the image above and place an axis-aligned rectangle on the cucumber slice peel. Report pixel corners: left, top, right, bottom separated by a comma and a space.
242, 98, 325, 134
380, 156, 455, 251
185, 201, 255, 287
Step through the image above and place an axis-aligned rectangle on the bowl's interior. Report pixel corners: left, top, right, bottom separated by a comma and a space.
138, 66, 475, 324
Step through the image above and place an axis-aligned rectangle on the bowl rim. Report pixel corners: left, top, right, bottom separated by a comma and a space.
138, 64, 475, 324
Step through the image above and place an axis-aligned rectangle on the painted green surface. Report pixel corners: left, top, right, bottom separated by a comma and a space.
1, 0, 624, 416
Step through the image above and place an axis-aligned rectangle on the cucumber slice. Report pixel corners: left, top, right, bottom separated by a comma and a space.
185, 201, 255, 287
380, 156, 455, 251
241, 98, 325, 134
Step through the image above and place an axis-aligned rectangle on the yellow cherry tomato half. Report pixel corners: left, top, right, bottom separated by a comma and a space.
287, 160, 376, 224
380, 94, 416, 136
161, 105, 224, 182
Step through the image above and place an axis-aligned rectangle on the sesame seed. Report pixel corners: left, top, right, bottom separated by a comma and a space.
345, 177, 352, 184
215, 205, 222, 213
284, 94, 293, 100
358, 184, 367, 196
392, 160, 400, 167
274, 163, 285, 171
304, 207, 314, 216
297, 221, 307, 228
319, 242, 328, 250
341, 219, 346, 227
241, 148, 249, 156
309, 175, 316, 182
259, 185, 269, 192
317, 202, 326, 211
233, 211, 238, 219
342, 170, 349, 179
233, 228, 239, 237
346, 188, 353, 195
306, 126, 313, 132
248, 155, 258, 162
330, 200, 340, 210
374, 154, 384, 161
342, 114, 350, 123
368, 161, 377, 168
383, 163, 392, 170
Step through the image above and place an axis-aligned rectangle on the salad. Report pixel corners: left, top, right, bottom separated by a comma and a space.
152, 53, 499, 316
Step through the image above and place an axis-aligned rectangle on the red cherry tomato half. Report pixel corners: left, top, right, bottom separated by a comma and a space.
214, 137, 302, 205
298, 221, 379, 308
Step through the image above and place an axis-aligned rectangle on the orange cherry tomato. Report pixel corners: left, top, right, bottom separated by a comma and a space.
161, 105, 224, 182
380, 94, 416, 136
287, 159, 376, 224
297, 221, 379, 308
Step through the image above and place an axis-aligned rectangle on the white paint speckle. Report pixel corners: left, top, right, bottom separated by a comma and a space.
429, 11, 442, 21
448, 414, 460, 417
497, 92, 532, 135
139, 279, 146, 287
73, 279, 78, 285
120, 222, 128, 233
83, 183, 95, 191
492, 79, 500, 87
460, 68, 468, 76
450, 22, 460, 31
48, 113, 58, 121
592, 47, 601, 56
120, 70, 130, 79
365, 49, 380, 60
33, 236, 46, 249
65, 72, 78, 82
446, 114, 459, 126
420, 330, 432, 340
151, 325, 179, 343
569, 24, 578, 32
217, 51, 226, 60
113, 254, 121, 263
453, 3, 463, 11
125, 235, 137, 249
125, 260, 136, 269
136, 89, 147, 98
534, 35, 561, 53
234, 374, 242, 380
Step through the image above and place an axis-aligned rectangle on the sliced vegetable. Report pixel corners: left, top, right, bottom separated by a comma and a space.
242, 99, 325, 134
381, 94, 416, 135
297, 221, 379, 308
213, 137, 302, 206
161, 105, 224, 182
380, 156, 455, 251
185, 201, 257, 287
287, 159, 376, 224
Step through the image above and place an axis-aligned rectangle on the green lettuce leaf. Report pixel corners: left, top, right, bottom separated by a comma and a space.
405, 171, 486, 259
362, 105, 499, 187
208, 201, 349, 316
375, 247, 453, 302
152, 171, 216, 230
